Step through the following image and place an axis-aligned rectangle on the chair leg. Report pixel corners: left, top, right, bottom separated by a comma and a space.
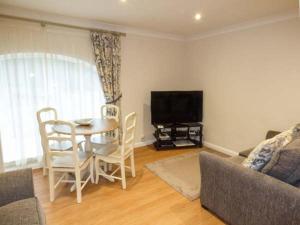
130, 153, 136, 177
79, 142, 84, 152
43, 155, 48, 176
95, 157, 100, 184
49, 168, 55, 202
108, 163, 113, 171
75, 169, 82, 203
90, 158, 94, 184
43, 166, 48, 177
104, 162, 108, 172
120, 161, 126, 189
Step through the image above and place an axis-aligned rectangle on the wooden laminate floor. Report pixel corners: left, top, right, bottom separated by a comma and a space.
33, 146, 225, 225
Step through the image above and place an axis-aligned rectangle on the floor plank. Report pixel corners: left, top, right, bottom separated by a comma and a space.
33, 146, 225, 225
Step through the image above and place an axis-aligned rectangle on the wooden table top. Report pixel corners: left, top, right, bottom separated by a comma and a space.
53, 118, 118, 136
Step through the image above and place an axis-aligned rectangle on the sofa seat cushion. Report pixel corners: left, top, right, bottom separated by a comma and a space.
0, 197, 45, 225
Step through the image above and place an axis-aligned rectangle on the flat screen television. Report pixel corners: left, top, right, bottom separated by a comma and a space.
151, 91, 203, 125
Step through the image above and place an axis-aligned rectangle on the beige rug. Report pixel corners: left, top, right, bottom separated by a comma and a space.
146, 151, 202, 201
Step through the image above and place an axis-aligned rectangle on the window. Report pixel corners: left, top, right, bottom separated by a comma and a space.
0, 52, 105, 169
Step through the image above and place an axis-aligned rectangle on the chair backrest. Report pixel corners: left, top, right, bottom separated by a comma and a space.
37, 107, 58, 154
101, 104, 120, 122
41, 120, 79, 168
37, 107, 58, 125
121, 112, 137, 157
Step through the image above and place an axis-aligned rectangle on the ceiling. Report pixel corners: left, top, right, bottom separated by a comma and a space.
0, 0, 298, 36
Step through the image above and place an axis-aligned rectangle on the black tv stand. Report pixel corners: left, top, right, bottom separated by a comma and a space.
153, 122, 203, 150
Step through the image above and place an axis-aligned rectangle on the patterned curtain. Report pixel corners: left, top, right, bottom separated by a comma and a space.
90, 32, 122, 139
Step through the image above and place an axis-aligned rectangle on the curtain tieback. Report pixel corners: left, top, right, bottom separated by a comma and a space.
106, 94, 122, 104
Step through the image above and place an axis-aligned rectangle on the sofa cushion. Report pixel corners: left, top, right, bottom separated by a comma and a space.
0, 197, 45, 225
262, 148, 300, 187
242, 124, 300, 171
262, 138, 300, 172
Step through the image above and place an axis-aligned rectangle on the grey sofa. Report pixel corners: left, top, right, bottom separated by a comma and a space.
199, 131, 300, 225
0, 169, 46, 225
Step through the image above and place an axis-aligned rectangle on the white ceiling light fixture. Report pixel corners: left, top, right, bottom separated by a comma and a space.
194, 13, 202, 21
120, 0, 127, 3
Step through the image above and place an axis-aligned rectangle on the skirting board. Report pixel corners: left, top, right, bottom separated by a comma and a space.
204, 141, 239, 156
134, 139, 240, 157
134, 139, 156, 148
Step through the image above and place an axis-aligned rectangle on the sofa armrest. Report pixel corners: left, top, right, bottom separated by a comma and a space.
265, 130, 280, 139
199, 152, 300, 225
239, 148, 252, 157
0, 169, 35, 207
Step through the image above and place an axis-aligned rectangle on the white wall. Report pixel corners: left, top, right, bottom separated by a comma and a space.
186, 18, 300, 153
121, 35, 185, 144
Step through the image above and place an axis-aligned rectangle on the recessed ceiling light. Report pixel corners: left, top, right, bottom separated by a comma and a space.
194, 13, 202, 21
120, 0, 127, 2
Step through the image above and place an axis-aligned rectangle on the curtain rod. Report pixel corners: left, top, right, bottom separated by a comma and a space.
0, 14, 126, 37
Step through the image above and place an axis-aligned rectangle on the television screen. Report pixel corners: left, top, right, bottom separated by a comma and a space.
151, 91, 203, 124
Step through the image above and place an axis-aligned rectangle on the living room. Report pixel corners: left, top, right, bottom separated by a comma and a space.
0, 1, 300, 225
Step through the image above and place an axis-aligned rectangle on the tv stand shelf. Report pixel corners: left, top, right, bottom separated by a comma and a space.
153, 123, 203, 150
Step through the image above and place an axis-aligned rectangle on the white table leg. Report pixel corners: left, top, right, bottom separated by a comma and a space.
84, 134, 113, 182
84, 134, 92, 152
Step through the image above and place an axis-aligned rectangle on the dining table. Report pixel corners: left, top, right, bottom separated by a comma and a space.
53, 118, 119, 152
53, 118, 119, 189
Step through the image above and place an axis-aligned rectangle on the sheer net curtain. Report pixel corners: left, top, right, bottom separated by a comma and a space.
0, 19, 105, 170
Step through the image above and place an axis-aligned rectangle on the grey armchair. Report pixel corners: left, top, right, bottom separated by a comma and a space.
0, 169, 45, 225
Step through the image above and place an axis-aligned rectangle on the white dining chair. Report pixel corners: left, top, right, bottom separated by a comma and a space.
91, 104, 120, 147
37, 107, 58, 176
91, 104, 120, 172
37, 107, 84, 176
41, 120, 94, 203
94, 112, 137, 189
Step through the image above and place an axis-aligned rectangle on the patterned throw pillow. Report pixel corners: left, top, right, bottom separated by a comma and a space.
242, 124, 300, 171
